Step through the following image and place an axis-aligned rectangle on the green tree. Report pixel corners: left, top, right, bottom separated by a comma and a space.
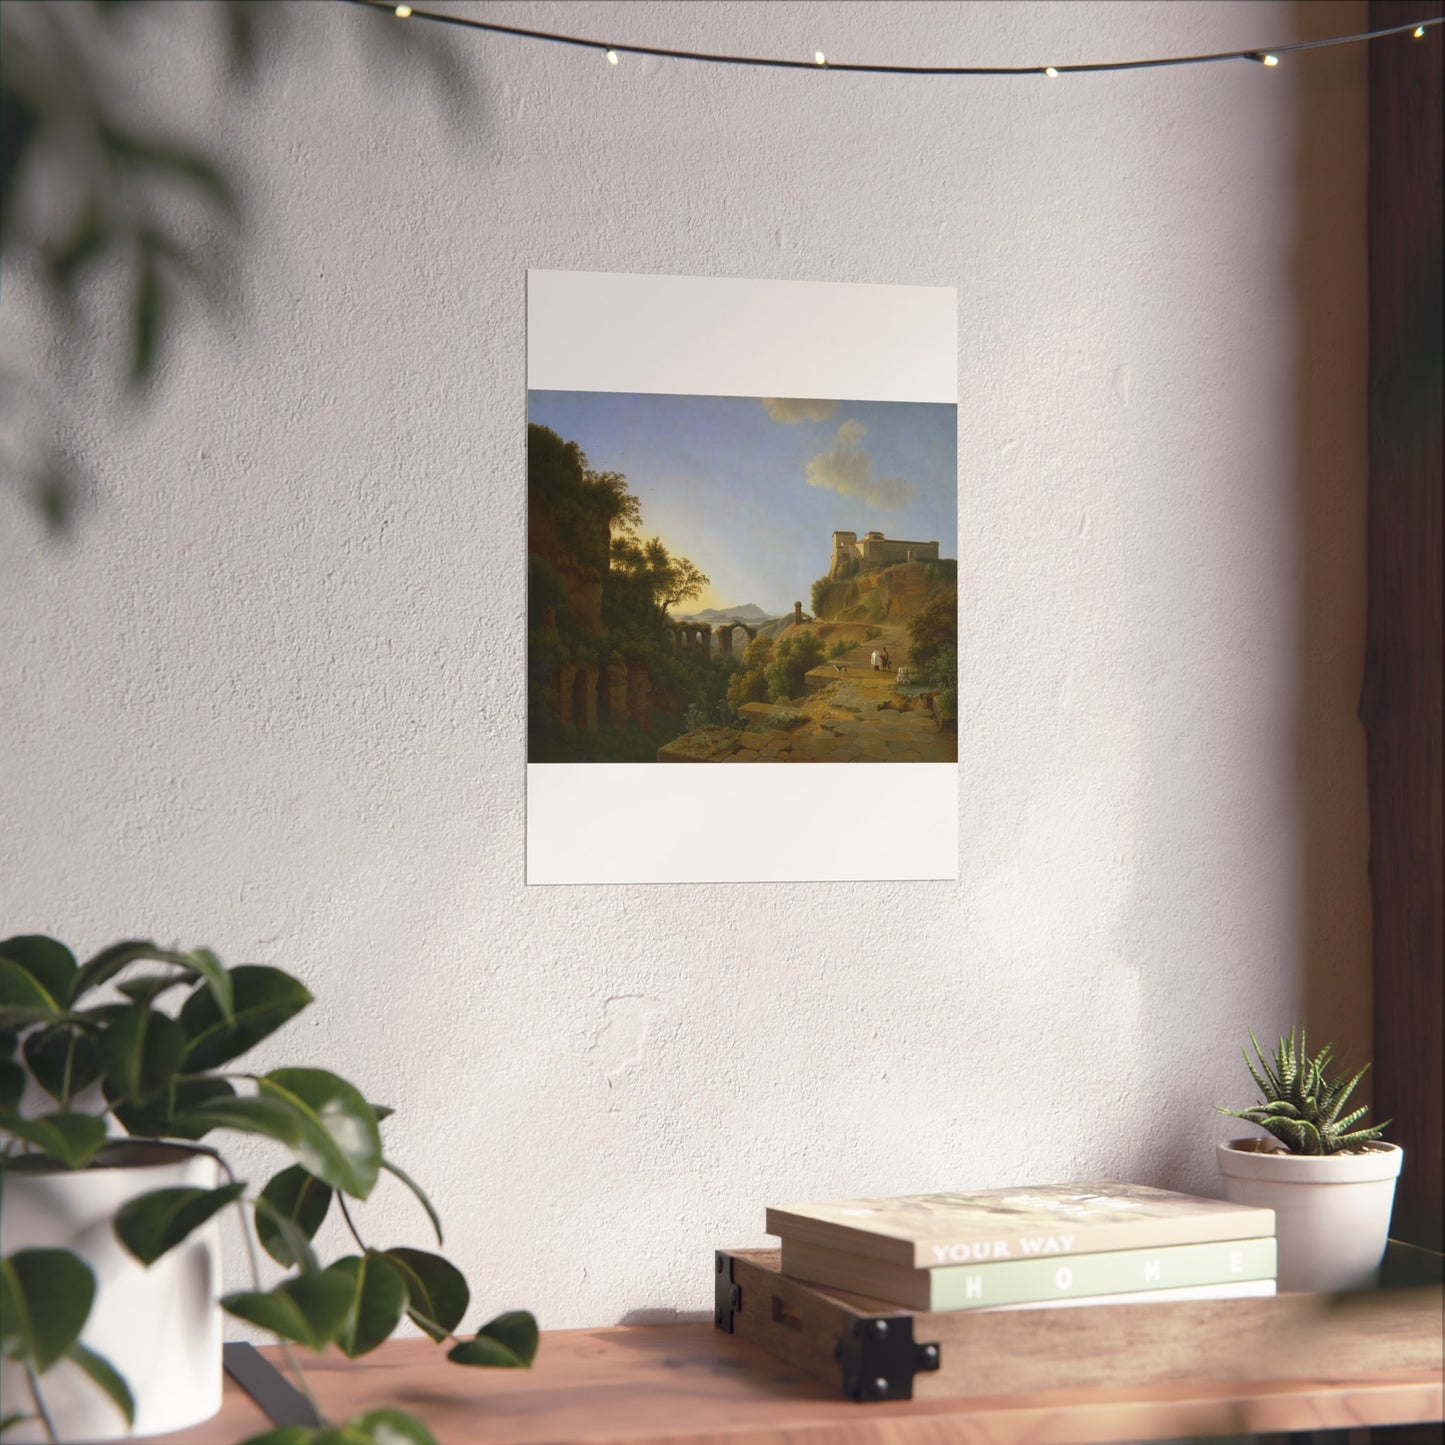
765, 633, 825, 701
908, 588, 957, 670
610, 535, 708, 621
528, 424, 642, 572
726, 635, 774, 711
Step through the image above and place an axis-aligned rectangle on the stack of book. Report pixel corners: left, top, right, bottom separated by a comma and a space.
766, 1181, 1277, 1312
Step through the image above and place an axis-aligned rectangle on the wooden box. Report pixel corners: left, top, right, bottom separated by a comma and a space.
715, 1243, 1445, 1404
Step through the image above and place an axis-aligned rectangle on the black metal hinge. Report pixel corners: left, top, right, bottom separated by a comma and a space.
714, 1250, 742, 1332
833, 1313, 941, 1401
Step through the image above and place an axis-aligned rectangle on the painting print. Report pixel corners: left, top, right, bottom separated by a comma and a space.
526, 270, 958, 884
527, 392, 957, 766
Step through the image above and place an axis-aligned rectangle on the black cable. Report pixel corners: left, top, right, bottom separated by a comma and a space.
337, 2, 1441, 78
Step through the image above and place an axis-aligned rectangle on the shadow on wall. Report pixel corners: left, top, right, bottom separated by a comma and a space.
1287, 0, 1373, 1087
1132, 0, 1373, 1197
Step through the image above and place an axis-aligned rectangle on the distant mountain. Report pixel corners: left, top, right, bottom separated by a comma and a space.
677, 603, 777, 623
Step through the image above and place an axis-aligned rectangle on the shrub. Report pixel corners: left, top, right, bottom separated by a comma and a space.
826, 639, 852, 660
726, 635, 774, 711
765, 633, 826, 702
908, 588, 957, 670
923, 644, 957, 693
922, 558, 958, 590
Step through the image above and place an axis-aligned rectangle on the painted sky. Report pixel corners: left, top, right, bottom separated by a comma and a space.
527, 392, 957, 617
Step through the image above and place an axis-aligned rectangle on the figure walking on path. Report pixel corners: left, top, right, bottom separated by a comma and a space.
880, 646, 890, 670
870, 648, 881, 672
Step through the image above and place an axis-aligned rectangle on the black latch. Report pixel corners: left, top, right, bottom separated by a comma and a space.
833, 1313, 941, 1401
714, 1251, 742, 1333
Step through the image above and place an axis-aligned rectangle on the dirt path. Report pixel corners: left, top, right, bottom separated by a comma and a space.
657, 622, 955, 763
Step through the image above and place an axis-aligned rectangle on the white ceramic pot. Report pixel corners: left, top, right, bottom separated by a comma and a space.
1216, 1137, 1403, 1293
0, 1141, 224, 1442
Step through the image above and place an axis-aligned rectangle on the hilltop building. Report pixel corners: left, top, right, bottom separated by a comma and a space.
830, 530, 939, 578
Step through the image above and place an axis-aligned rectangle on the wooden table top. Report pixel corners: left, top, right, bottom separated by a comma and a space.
151, 1320, 1444, 1445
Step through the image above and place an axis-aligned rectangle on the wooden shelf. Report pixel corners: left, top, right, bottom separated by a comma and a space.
150, 1313, 1442, 1445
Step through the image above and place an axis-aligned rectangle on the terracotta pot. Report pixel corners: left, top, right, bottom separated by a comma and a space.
0, 1141, 223, 1441
1216, 1137, 1403, 1293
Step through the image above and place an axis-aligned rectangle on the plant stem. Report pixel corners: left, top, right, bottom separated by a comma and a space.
335, 1197, 465, 1348
60, 1032, 77, 1110
219, 1158, 326, 1427
337, 1194, 367, 1253
24, 1364, 57, 1444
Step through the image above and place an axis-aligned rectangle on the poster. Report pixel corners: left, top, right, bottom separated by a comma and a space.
526, 270, 958, 884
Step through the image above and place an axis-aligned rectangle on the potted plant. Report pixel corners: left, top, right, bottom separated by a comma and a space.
1215, 1025, 1402, 1293
0, 934, 537, 1444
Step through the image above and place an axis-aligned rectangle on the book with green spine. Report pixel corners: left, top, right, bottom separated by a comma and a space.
766, 1180, 1274, 1269
779, 1234, 1278, 1311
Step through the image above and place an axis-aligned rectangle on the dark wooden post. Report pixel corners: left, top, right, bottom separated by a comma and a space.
1364, 1, 1443, 1258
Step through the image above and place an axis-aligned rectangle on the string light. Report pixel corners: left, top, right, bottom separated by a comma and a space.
605, 49, 619, 65
339, 2, 1443, 78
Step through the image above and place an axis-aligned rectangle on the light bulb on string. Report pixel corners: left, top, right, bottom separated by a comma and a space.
338, 3, 1441, 80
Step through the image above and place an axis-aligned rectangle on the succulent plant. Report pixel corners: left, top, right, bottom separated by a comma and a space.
1217, 1025, 1391, 1156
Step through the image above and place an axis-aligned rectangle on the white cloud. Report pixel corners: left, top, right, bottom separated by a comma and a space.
805, 419, 918, 511
760, 397, 839, 424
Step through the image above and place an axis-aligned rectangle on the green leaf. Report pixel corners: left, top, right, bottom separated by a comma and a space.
182, 948, 233, 1022
180, 966, 312, 1071
1, 1414, 36, 1435
256, 1165, 332, 1268
447, 1310, 538, 1369
252, 1196, 321, 1276
327, 1253, 407, 1359
380, 1158, 442, 1245
113, 1182, 245, 1265
382, 1248, 468, 1342
178, 1082, 379, 1199
0, 1112, 108, 1168
0, 1060, 24, 1114
222, 1273, 353, 1351
370, 1103, 394, 1122
23, 1027, 102, 1102
114, 1075, 239, 1142
310, 1430, 373, 1445
67, 1341, 135, 1426
71, 941, 174, 1000
0, 960, 60, 1027
258, 1069, 381, 1200
238, 1431, 314, 1445
0, 1248, 96, 1371
116, 975, 191, 1008
171, 1095, 311, 1158
0, 938, 76, 1008
98, 1006, 187, 1103
351, 1409, 441, 1445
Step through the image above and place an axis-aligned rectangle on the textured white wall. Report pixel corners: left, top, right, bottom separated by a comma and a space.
0, 1, 1370, 1330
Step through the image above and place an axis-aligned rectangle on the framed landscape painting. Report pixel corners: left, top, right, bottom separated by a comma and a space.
526, 270, 958, 884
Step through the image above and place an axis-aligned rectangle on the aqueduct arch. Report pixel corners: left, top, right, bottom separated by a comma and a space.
715, 621, 757, 658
